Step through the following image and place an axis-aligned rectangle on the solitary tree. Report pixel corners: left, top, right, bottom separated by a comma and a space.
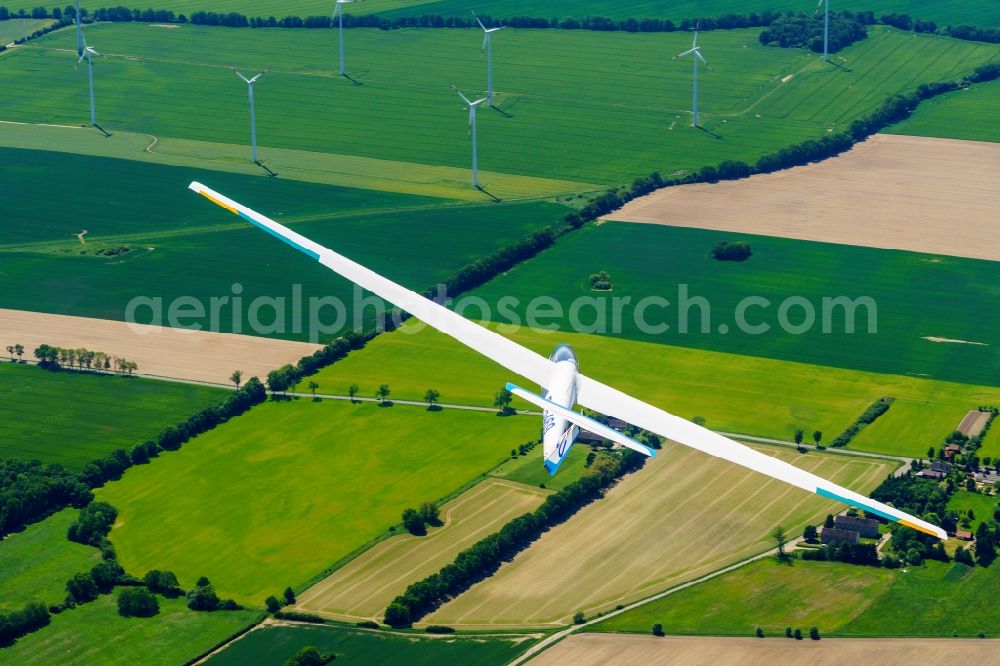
117, 587, 159, 618
794, 628, 803, 640
308, 381, 320, 400
809, 626, 821, 640
494, 388, 513, 415
230, 370, 243, 390
376, 384, 391, 405
419, 502, 441, 527
4, 345, 12, 361
402, 508, 425, 536
813, 430, 823, 446
772, 525, 789, 562
803, 525, 818, 542
348, 383, 359, 403
424, 389, 440, 410
755, 626, 765, 638
652, 623, 665, 636
283, 586, 296, 605
824, 514, 835, 528
14, 344, 23, 362
928, 446, 936, 459
573, 611, 586, 624
785, 626, 793, 638
265, 595, 282, 613
794, 428, 804, 445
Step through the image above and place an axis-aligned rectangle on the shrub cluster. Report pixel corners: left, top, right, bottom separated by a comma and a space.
801, 541, 880, 565
0, 459, 92, 538
711, 241, 752, 262
759, 12, 868, 52
430, 228, 555, 297
0, 602, 50, 647
67, 501, 117, 546
830, 397, 892, 447
384, 450, 646, 626
117, 587, 159, 617
274, 611, 325, 623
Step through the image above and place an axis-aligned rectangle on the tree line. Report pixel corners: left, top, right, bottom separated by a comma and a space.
7, 6, 998, 45
33, 343, 137, 375
383, 449, 646, 626
830, 397, 893, 447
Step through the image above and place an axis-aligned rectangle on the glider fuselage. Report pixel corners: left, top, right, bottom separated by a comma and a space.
542, 344, 579, 474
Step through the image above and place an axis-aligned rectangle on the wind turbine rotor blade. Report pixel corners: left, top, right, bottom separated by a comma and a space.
695, 50, 708, 65
482, 34, 488, 55
675, 47, 696, 58
471, 11, 487, 31
452, 85, 472, 106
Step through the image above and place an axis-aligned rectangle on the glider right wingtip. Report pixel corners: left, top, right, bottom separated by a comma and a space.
188, 181, 204, 192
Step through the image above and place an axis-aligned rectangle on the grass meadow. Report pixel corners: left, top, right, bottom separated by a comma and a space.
204, 624, 534, 666
0, 147, 567, 338
296, 478, 548, 620
425, 443, 896, 627
96, 399, 537, 605
2, 594, 260, 665
0, 18, 54, 43
596, 557, 1000, 638
593, 558, 896, 636
467, 223, 1000, 388
888, 77, 1000, 144
0, 362, 226, 467
945, 490, 998, 533
0, 509, 101, 612
2, 25, 995, 187
312, 319, 1000, 459
980, 424, 1000, 462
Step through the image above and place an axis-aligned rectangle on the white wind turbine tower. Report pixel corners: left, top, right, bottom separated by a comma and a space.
331, 0, 360, 77
815, 0, 830, 62
673, 24, 712, 127
74, 0, 100, 129
453, 85, 487, 188
472, 11, 505, 107
232, 68, 267, 163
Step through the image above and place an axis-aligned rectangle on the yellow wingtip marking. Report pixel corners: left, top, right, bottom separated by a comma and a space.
198, 190, 238, 215
900, 519, 940, 538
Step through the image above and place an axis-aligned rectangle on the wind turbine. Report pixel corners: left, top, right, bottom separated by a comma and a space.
233, 68, 267, 163
74, 0, 100, 129
453, 85, 487, 188
815, 0, 830, 62
673, 24, 712, 127
331, 0, 360, 77
472, 12, 505, 107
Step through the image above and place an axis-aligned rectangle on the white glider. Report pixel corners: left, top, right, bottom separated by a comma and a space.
188, 181, 947, 540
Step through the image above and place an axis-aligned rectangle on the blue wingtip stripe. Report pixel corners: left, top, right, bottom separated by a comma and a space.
236, 211, 320, 261
816, 487, 899, 523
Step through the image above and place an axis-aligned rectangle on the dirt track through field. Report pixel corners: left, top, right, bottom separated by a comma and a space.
605, 135, 1000, 261
0, 309, 320, 385
527, 634, 1000, 666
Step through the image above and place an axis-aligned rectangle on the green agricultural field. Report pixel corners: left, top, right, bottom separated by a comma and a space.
3, 1, 997, 27
204, 624, 535, 666
593, 558, 896, 636
840, 560, 1000, 637
0, 363, 225, 468
2, 594, 260, 665
888, 78, 1000, 144
946, 491, 998, 533
312, 318, 1000, 459
848, 400, 972, 457
0, 509, 101, 612
491, 444, 590, 492
0, 147, 566, 338
97, 399, 536, 605
980, 424, 1000, 462
2, 25, 995, 187
0, 18, 54, 43
467, 223, 1000, 388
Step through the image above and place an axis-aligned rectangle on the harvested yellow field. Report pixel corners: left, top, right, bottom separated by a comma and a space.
295, 479, 548, 622
0, 308, 320, 385
526, 634, 1000, 666
606, 135, 1000, 261
425, 444, 895, 628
